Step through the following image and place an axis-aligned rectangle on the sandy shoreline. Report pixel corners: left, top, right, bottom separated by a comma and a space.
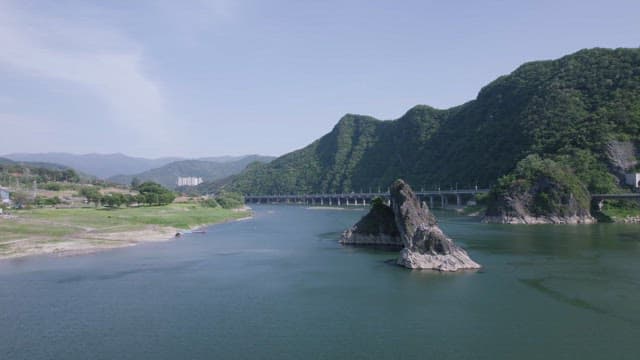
0, 212, 253, 261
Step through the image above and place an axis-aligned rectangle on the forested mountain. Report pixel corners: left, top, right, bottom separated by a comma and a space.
108, 155, 275, 189
0, 157, 82, 185
229, 48, 640, 195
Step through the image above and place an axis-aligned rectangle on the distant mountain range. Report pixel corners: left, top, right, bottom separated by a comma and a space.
0, 156, 71, 171
2, 153, 182, 179
2, 153, 274, 180
108, 155, 275, 189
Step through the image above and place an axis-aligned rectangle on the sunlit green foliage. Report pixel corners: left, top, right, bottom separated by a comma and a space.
200, 198, 219, 208
136, 182, 176, 206
487, 155, 591, 217
215, 191, 244, 209
0, 158, 80, 186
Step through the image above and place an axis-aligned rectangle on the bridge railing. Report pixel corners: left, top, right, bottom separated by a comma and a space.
591, 193, 640, 199
244, 189, 490, 200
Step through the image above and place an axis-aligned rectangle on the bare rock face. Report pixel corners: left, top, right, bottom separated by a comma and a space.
389, 179, 480, 271
340, 200, 402, 249
342, 179, 481, 271
483, 176, 595, 224
606, 140, 638, 176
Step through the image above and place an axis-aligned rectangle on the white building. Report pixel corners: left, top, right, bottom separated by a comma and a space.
177, 177, 204, 187
0, 187, 11, 205
624, 173, 640, 188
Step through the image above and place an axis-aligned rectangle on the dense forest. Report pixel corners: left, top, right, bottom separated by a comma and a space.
0, 157, 81, 185
228, 48, 640, 195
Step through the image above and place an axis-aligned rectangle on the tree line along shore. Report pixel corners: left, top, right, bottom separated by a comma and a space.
0, 171, 249, 259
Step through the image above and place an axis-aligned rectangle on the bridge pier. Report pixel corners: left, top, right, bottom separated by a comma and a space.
245, 188, 490, 208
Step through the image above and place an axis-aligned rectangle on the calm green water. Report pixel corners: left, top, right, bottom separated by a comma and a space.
2, 205, 640, 359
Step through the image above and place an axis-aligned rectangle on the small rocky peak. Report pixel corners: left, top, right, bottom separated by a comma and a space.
343, 179, 481, 271
389, 179, 437, 247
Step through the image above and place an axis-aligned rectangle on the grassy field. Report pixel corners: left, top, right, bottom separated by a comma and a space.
0, 204, 250, 258
599, 206, 640, 221
597, 200, 640, 222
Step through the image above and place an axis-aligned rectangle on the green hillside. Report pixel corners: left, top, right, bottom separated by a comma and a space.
0, 158, 82, 185
229, 48, 640, 195
108, 155, 274, 189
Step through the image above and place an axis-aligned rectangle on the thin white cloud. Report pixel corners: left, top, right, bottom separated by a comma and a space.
0, 0, 171, 146
149, 0, 236, 44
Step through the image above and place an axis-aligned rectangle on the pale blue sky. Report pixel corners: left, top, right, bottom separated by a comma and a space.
1, 0, 639, 158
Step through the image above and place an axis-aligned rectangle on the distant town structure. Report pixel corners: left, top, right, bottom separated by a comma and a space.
0, 187, 11, 205
625, 173, 640, 188
177, 176, 203, 187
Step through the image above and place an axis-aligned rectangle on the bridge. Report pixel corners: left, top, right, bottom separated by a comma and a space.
244, 188, 490, 208
244, 190, 640, 209
591, 193, 640, 210
591, 193, 640, 200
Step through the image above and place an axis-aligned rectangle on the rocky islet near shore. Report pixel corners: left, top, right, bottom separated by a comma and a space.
341, 179, 481, 271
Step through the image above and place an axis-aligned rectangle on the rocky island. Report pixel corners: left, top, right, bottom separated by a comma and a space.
341, 179, 481, 271
483, 155, 596, 224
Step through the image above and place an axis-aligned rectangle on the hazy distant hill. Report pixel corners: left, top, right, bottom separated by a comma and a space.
198, 155, 251, 163
0, 156, 76, 171
108, 155, 275, 189
0, 157, 89, 185
3, 153, 183, 179
229, 48, 640, 195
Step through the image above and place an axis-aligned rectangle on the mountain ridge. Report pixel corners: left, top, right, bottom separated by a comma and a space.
108, 155, 275, 189
228, 47, 640, 195
3, 152, 274, 180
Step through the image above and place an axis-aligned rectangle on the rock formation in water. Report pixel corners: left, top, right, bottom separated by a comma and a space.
339, 198, 402, 249
482, 181, 596, 224
342, 179, 481, 271
483, 155, 595, 224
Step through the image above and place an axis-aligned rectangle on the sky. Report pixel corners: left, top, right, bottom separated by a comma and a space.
0, 0, 639, 158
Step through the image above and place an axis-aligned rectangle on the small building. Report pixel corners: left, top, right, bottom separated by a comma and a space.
177, 176, 204, 187
0, 187, 11, 205
624, 173, 640, 188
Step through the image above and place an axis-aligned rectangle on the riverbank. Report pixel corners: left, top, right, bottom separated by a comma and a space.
0, 204, 251, 260
595, 203, 640, 223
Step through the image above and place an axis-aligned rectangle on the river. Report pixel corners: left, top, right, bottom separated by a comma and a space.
1, 205, 640, 359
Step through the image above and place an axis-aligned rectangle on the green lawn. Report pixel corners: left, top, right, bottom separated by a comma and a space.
598, 200, 640, 221
0, 204, 249, 243
600, 207, 640, 219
